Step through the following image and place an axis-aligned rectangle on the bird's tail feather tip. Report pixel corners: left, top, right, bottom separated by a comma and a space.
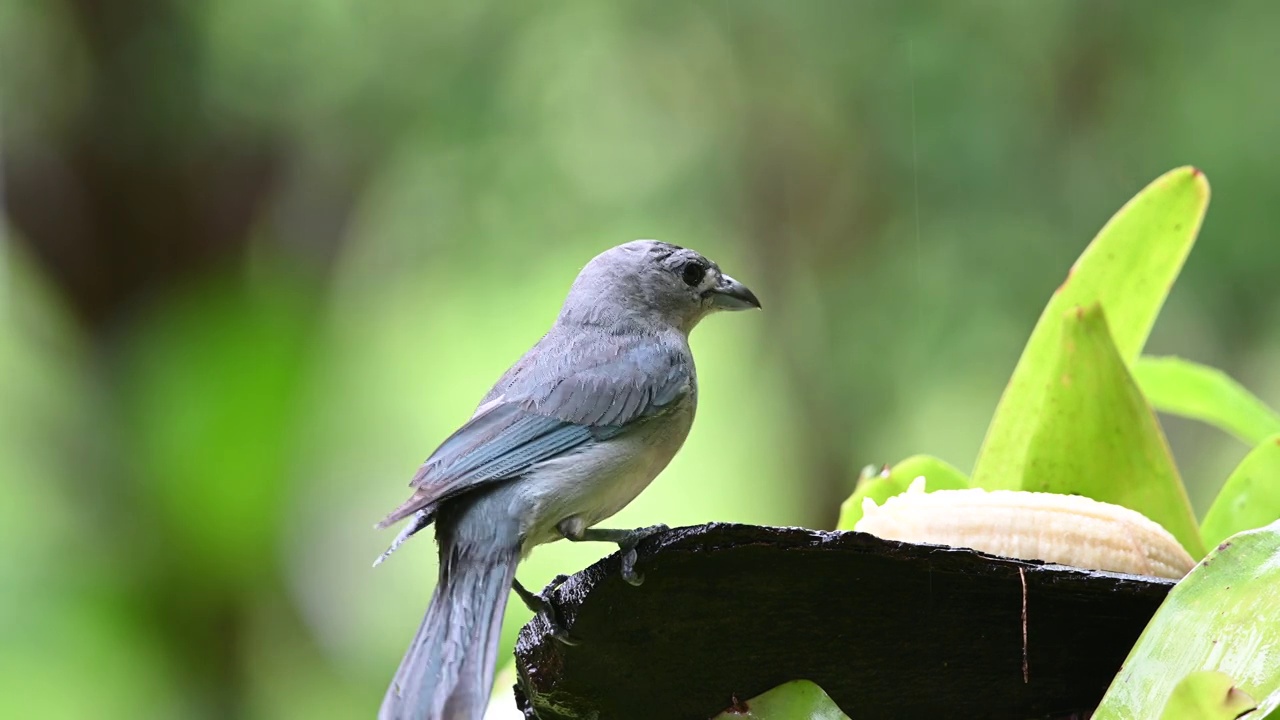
375, 505, 411, 530
372, 511, 434, 568
372, 542, 402, 568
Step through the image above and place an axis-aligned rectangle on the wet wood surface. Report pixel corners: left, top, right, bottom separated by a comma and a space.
513, 523, 1175, 720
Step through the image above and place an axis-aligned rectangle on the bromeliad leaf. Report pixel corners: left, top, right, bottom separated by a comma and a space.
710, 680, 850, 720
836, 454, 969, 530
1134, 356, 1280, 447
1093, 520, 1280, 720
1017, 304, 1203, 556
1200, 434, 1280, 549
972, 167, 1210, 492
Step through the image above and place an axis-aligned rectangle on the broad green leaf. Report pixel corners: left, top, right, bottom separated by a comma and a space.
973, 167, 1210, 490
1094, 520, 1280, 720
1158, 671, 1256, 720
1200, 434, 1280, 549
1017, 304, 1204, 556
1135, 356, 1280, 447
710, 680, 850, 720
836, 455, 969, 530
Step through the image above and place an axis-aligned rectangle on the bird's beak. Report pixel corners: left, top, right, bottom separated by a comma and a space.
707, 273, 762, 311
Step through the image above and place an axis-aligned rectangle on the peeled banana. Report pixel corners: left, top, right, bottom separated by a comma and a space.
854, 477, 1196, 580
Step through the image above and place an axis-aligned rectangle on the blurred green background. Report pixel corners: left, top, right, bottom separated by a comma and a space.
2, 1, 1279, 718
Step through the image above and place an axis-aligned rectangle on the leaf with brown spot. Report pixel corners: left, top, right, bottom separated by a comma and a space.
1014, 303, 1203, 555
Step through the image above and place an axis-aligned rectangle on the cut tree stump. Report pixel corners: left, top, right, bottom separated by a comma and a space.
512, 523, 1175, 720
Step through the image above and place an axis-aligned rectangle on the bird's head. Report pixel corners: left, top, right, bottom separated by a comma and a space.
561, 240, 761, 333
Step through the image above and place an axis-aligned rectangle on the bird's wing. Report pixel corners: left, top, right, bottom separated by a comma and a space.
520, 333, 692, 427
376, 334, 691, 528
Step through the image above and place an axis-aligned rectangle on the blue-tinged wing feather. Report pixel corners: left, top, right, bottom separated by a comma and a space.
524, 337, 691, 427
423, 410, 561, 481
465, 424, 594, 482
377, 330, 691, 529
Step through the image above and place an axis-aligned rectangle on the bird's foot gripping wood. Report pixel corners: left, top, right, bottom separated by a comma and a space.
613, 524, 669, 586
513, 575, 579, 646
558, 521, 670, 586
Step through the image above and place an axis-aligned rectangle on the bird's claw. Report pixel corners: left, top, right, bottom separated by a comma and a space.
544, 573, 571, 594
539, 590, 579, 646
514, 577, 580, 646
617, 523, 667, 586
561, 521, 671, 587
620, 547, 644, 586
548, 620, 581, 646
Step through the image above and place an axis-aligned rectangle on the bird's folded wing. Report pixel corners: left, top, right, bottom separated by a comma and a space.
403, 339, 691, 511
521, 338, 691, 427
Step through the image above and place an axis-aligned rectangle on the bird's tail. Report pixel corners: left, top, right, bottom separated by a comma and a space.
378, 544, 520, 720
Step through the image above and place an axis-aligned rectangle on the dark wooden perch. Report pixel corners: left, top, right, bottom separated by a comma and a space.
512, 523, 1174, 719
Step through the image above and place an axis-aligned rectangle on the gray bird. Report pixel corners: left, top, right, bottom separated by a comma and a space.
373, 239, 761, 720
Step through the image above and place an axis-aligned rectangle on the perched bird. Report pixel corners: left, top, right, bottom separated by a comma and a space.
374, 239, 761, 720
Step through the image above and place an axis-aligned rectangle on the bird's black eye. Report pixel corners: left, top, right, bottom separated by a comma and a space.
681, 261, 707, 287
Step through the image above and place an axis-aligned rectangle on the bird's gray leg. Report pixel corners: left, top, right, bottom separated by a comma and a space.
556, 518, 669, 586
512, 576, 579, 646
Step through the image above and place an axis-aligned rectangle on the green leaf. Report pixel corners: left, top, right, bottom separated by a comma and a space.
1016, 304, 1204, 556
973, 167, 1210, 490
1134, 356, 1280, 447
1200, 434, 1280, 549
709, 680, 850, 720
1094, 520, 1280, 720
1158, 671, 1256, 720
836, 455, 969, 530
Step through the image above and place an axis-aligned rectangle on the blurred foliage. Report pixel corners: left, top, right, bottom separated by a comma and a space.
3, 1, 1280, 718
